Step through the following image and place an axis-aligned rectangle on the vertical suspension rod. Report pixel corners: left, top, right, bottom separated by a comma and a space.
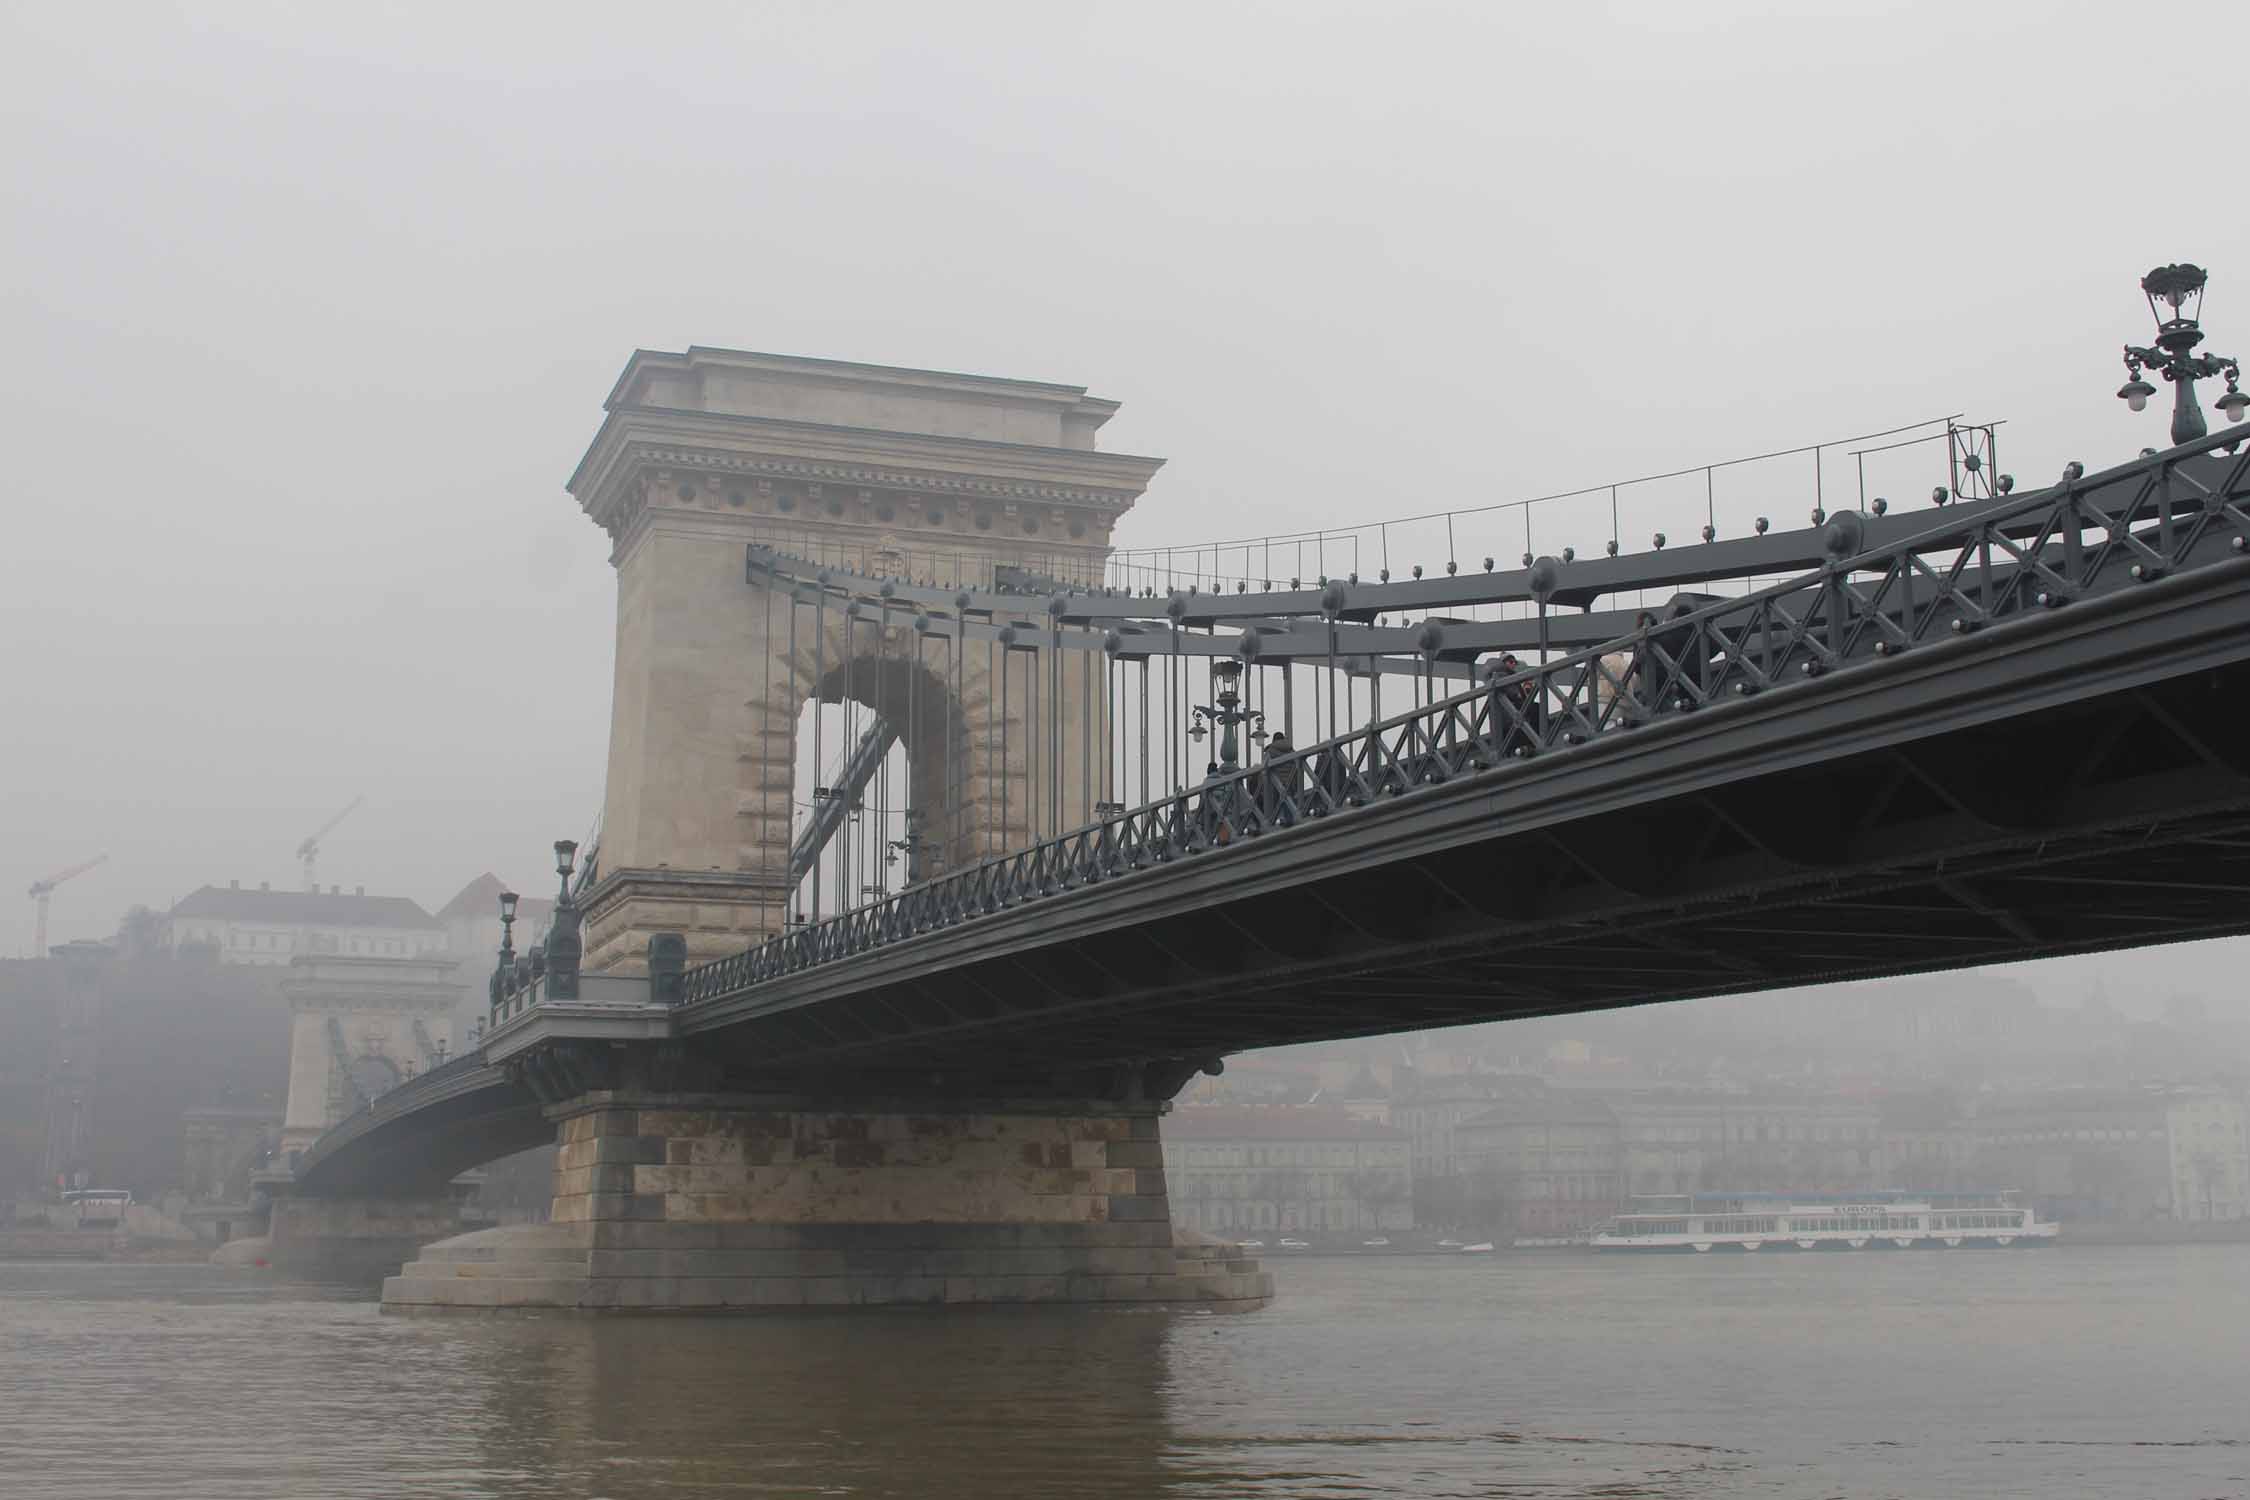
811, 586, 825, 925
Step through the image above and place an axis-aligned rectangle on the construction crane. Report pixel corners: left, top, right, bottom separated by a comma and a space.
296, 796, 364, 892
28, 855, 107, 958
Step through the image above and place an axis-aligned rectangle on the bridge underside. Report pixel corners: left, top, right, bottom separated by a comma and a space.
283, 1064, 549, 1199
678, 563, 2250, 1078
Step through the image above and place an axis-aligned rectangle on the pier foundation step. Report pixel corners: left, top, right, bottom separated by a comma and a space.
382, 1223, 1270, 1313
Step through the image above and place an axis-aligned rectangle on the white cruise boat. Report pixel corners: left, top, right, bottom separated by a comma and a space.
1590, 1191, 2056, 1253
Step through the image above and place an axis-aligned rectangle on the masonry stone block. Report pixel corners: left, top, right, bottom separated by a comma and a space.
592, 1219, 720, 1251
745, 1276, 806, 1305
836, 1247, 918, 1276
711, 1222, 795, 1250
499, 1277, 589, 1308
1081, 1247, 1176, 1276
582, 1191, 633, 1221
1000, 1248, 1072, 1277
584, 1134, 668, 1166
584, 1108, 640, 1141
889, 1275, 947, 1304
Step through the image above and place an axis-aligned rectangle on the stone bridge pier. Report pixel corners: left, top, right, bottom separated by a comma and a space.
261, 1192, 465, 1284
381, 1043, 1269, 1312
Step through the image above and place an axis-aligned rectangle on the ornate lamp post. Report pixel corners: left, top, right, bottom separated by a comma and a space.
1189, 658, 1264, 777
489, 889, 519, 1008
545, 840, 582, 1000
886, 809, 939, 884
2118, 263, 2245, 444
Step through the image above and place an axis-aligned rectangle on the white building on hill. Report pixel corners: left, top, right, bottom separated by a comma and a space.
167, 881, 445, 966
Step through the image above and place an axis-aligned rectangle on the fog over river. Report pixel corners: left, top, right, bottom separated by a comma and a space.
2, 1249, 2242, 1499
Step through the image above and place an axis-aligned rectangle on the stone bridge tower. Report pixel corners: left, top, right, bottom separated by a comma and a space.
277, 955, 462, 1160
567, 350, 1163, 971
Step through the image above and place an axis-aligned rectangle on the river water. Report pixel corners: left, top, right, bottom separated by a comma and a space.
1, 1247, 2244, 1498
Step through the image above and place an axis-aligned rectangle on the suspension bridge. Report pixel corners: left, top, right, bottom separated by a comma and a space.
255, 342, 2250, 1313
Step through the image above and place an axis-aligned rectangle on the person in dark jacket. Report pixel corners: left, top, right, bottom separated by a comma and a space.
1644, 594, 1724, 704
1487, 652, 1546, 741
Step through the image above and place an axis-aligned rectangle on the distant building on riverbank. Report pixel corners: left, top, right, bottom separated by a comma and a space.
1163, 1106, 1412, 1236
1971, 1087, 2249, 1223
1454, 1093, 1623, 1236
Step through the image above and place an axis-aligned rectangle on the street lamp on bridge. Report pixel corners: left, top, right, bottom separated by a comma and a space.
887, 809, 940, 884
2118, 263, 2245, 444
1189, 658, 1264, 777
545, 840, 582, 1000
489, 889, 519, 1008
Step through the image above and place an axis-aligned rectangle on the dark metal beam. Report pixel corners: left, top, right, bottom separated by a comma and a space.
788, 717, 900, 884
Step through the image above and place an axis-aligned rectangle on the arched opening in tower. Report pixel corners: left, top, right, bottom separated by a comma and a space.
787, 699, 916, 922
776, 643, 976, 927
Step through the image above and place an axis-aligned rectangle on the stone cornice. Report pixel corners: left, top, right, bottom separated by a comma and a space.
571, 407, 1163, 536
607, 503, 1113, 577
600, 346, 1118, 422
581, 865, 790, 916
483, 993, 676, 1067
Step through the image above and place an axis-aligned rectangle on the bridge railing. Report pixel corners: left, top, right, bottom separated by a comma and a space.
681, 433, 2250, 1007
1104, 415, 1996, 598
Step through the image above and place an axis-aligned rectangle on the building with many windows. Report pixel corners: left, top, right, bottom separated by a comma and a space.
1163, 1106, 1413, 1236
1411, 1082, 1905, 1229
1970, 1087, 2249, 1223
1607, 1091, 1884, 1197
1389, 1074, 1546, 1179
1454, 1094, 1624, 1236
166, 882, 445, 966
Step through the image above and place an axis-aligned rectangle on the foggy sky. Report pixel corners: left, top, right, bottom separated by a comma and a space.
4, 2, 2245, 1008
